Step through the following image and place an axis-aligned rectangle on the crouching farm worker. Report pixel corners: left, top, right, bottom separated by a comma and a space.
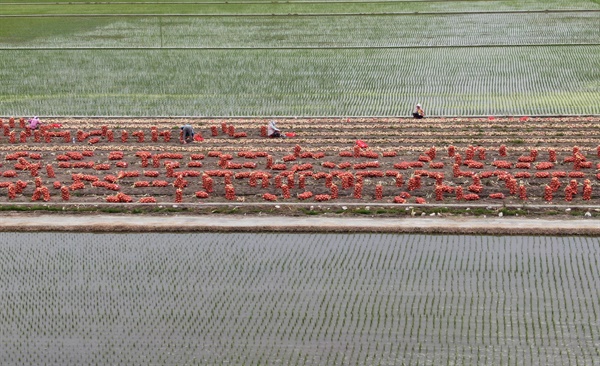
180, 124, 195, 144
267, 120, 284, 138
412, 104, 425, 119
28, 116, 41, 130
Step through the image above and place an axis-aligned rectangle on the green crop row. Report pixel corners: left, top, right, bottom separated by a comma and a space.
1, 12, 598, 48
1, 46, 598, 116
0, 3, 505, 16
2, 0, 599, 15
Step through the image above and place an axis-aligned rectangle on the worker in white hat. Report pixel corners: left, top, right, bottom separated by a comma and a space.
412, 104, 425, 119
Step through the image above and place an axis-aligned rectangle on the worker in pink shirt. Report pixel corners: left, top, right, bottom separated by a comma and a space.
28, 116, 41, 129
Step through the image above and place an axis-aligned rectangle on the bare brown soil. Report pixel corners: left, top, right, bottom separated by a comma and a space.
1, 116, 600, 217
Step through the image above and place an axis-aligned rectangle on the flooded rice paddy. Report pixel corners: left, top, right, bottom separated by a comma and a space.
0, 233, 599, 365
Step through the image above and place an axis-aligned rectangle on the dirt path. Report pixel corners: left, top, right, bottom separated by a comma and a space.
1, 213, 599, 235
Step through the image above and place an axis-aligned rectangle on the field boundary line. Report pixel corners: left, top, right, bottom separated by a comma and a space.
3, 114, 599, 119
3, 44, 600, 50
1, 0, 520, 5
2, 9, 599, 17
3, 201, 600, 211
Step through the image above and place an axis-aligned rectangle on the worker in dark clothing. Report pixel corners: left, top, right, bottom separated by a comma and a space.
180, 124, 195, 144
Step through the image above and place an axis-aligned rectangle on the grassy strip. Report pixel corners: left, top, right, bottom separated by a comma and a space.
1, 202, 599, 219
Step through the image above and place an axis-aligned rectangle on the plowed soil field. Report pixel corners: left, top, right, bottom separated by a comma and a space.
1, 116, 599, 216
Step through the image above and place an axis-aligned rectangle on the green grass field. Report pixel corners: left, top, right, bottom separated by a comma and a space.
1, 0, 599, 116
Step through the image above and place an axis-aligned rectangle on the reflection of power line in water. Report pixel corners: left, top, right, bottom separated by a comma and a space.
2, 9, 600, 17
3, 0, 536, 4
3, 44, 600, 50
